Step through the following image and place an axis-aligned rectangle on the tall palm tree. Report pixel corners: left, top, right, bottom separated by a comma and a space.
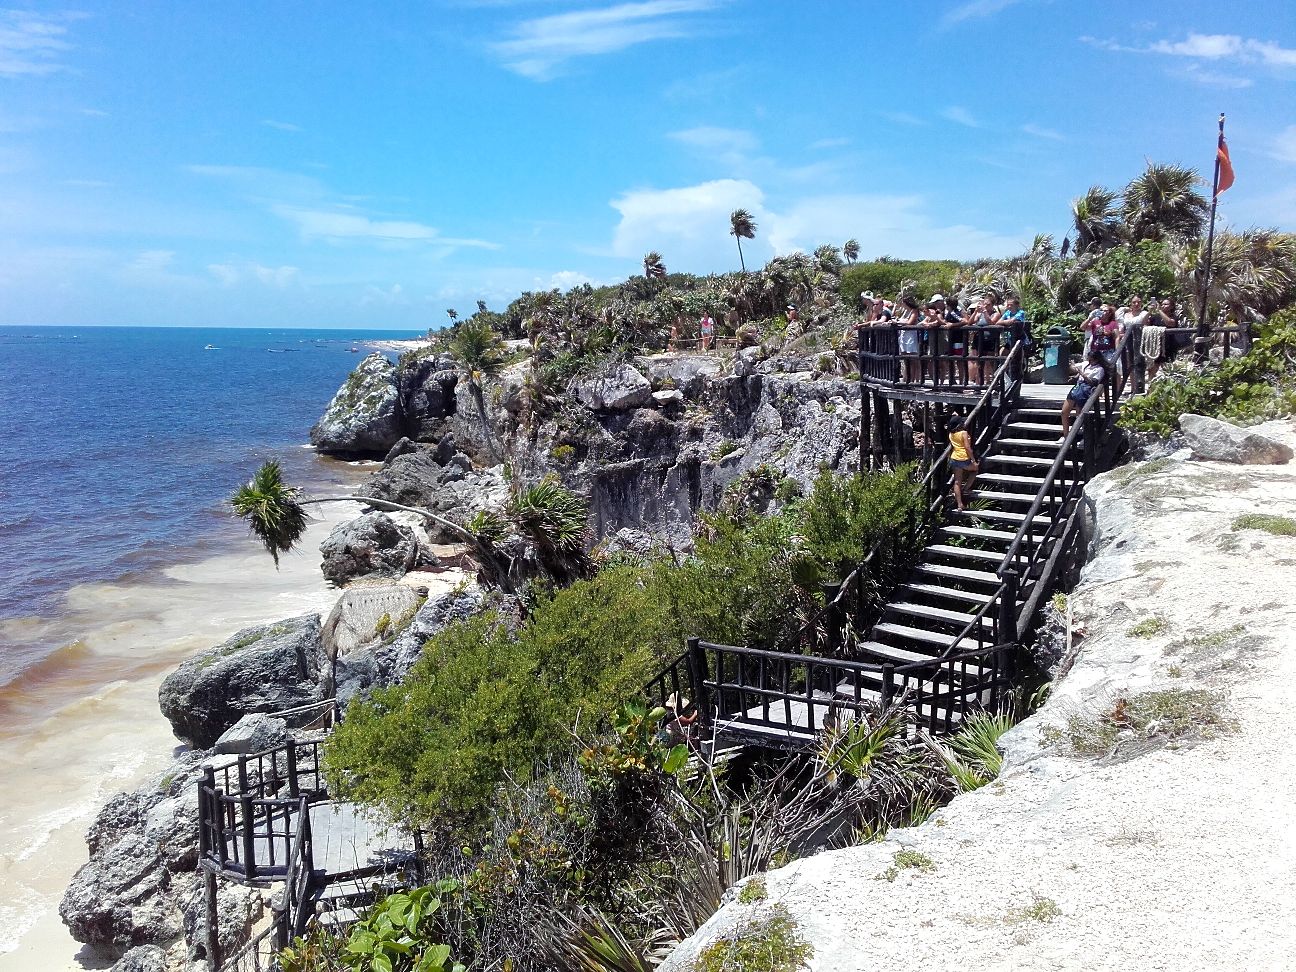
843, 239, 860, 265
1122, 163, 1208, 244
1070, 186, 1123, 255
729, 209, 757, 272
446, 308, 459, 323
447, 317, 507, 461
643, 251, 667, 280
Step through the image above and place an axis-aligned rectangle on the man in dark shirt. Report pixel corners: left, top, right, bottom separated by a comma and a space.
930, 295, 966, 385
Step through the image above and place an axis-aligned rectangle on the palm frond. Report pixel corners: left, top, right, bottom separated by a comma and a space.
507, 477, 589, 556
230, 461, 308, 567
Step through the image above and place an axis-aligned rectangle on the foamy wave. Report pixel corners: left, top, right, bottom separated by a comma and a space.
0, 897, 45, 955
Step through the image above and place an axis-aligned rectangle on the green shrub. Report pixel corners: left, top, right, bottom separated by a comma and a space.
1233, 513, 1296, 536
1090, 240, 1175, 304
693, 905, 813, 972
840, 260, 960, 304
550, 443, 576, 464
1120, 308, 1296, 437
374, 613, 392, 636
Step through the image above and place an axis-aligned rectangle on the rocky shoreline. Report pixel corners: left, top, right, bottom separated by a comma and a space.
60, 337, 868, 968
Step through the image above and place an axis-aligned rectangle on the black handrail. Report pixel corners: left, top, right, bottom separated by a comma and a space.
998, 327, 1137, 590
859, 323, 1019, 391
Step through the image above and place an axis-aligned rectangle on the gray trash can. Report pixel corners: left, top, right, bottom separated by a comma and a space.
1042, 326, 1072, 385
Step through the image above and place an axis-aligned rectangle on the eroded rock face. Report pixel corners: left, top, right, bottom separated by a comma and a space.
157, 615, 326, 748
576, 363, 653, 411
1180, 412, 1293, 465
213, 712, 290, 756
322, 583, 425, 660
359, 450, 507, 543
319, 511, 422, 586
395, 352, 459, 442
109, 945, 168, 972
310, 353, 403, 455
334, 584, 486, 709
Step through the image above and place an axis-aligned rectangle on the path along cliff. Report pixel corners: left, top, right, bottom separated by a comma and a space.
660, 420, 1296, 972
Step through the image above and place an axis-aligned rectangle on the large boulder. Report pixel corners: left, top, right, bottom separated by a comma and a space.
109, 946, 168, 972
319, 511, 422, 586
158, 614, 326, 748
213, 712, 290, 756
1180, 413, 1293, 465
334, 585, 486, 708
635, 353, 723, 398
395, 351, 458, 441
60, 755, 207, 953
310, 353, 403, 454
576, 363, 653, 411
360, 451, 508, 543
322, 584, 425, 659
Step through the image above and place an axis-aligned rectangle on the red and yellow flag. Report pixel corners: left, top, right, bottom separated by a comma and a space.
1216, 136, 1235, 196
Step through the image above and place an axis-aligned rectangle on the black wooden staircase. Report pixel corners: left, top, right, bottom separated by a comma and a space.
648, 331, 1136, 749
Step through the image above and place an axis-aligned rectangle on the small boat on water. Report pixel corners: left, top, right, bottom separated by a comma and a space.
204, 344, 219, 350
348, 347, 360, 353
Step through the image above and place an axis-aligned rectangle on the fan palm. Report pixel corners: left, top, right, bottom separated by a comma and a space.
447, 317, 508, 461
230, 461, 308, 567
1170, 229, 1296, 324
728, 209, 757, 273
1122, 162, 1208, 243
843, 238, 860, 264
1070, 186, 1123, 255
642, 251, 666, 280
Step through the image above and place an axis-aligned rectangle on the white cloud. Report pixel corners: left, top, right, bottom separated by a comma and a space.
207, 262, 301, 288
360, 283, 408, 307
1021, 123, 1064, 141
0, 10, 76, 77
942, 106, 980, 128
490, 0, 718, 80
547, 270, 594, 290
1272, 126, 1296, 164
809, 137, 851, 151
608, 178, 1025, 271
79, 107, 108, 117
941, 0, 1025, 28
879, 111, 926, 128
1084, 32, 1296, 72
262, 119, 302, 132
272, 205, 500, 249
668, 125, 757, 155
128, 250, 175, 273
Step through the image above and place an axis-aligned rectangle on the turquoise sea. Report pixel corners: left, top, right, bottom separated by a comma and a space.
0, 325, 422, 689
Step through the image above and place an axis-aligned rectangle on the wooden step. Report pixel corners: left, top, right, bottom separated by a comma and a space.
925, 543, 1004, 564
913, 562, 1002, 586
887, 601, 991, 627
895, 582, 994, 605
1004, 421, 1065, 436
939, 524, 1043, 543
873, 622, 997, 655
986, 454, 1056, 468
1012, 407, 1063, 421
976, 472, 1047, 490
970, 489, 1062, 506
995, 437, 1075, 451
950, 507, 1052, 527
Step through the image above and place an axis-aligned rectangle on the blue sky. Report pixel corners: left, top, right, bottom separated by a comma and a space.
1, 0, 1294, 328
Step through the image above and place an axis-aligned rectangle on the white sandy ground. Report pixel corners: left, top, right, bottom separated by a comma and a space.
662, 420, 1296, 972
360, 338, 430, 353
0, 491, 444, 970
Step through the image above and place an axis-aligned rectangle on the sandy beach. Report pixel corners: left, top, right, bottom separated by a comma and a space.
360, 337, 430, 353
0, 493, 366, 969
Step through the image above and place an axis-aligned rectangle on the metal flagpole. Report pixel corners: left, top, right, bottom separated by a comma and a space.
1194, 113, 1225, 362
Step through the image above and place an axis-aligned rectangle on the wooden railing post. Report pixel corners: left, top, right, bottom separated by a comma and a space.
998, 571, 1019, 646
286, 743, 299, 799
880, 664, 894, 709
1083, 410, 1097, 478
685, 638, 710, 723
240, 795, 256, 880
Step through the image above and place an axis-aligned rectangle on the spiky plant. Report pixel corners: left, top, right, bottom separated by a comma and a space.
507, 478, 589, 560
925, 712, 1015, 792
1071, 185, 1123, 255
1122, 162, 1208, 244
843, 238, 860, 264
729, 209, 757, 273
643, 251, 667, 280
230, 461, 308, 567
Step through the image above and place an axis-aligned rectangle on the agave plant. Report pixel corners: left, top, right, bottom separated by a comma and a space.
230, 461, 308, 567
729, 209, 757, 273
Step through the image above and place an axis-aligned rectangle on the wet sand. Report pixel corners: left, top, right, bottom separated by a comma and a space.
0, 494, 365, 969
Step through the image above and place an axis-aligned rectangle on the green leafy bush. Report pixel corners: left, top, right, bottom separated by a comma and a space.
1120, 308, 1296, 437
1090, 240, 1175, 304
840, 260, 960, 304
279, 887, 463, 972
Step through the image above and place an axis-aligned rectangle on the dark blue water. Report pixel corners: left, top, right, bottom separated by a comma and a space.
0, 326, 420, 646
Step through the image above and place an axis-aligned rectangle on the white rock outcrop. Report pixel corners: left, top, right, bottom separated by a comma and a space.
661, 420, 1296, 972
1180, 411, 1293, 465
